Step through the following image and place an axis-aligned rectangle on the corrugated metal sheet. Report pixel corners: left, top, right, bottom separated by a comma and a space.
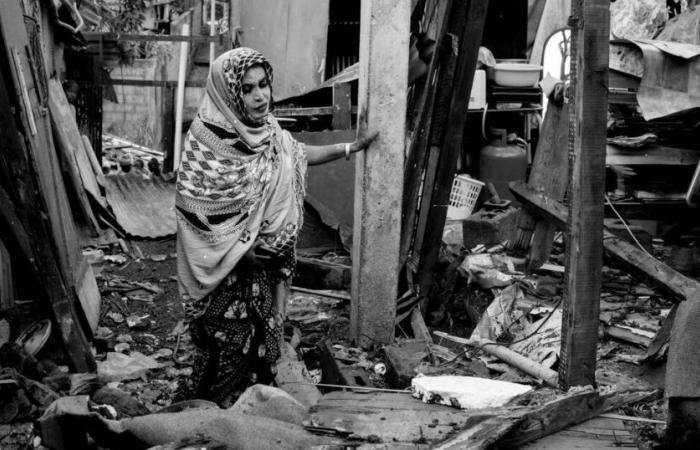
104, 174, 176, 238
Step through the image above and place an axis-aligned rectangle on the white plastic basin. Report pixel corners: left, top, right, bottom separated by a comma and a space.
492, 63, 542, 87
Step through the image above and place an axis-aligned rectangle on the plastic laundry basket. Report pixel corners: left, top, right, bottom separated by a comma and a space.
446, 174, 484, 220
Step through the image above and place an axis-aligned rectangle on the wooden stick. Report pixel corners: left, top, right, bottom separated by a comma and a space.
598, 413, 665, 425
433, 331, 558, 388
290, 286, 350, 301
172, 23, 189, 171
292, 382, 411, 394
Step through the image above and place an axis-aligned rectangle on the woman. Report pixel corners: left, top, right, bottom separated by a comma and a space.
175, 47, 374, 406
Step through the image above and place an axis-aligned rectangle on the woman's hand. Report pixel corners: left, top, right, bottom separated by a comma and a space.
349, 131, 379, 154
240, 239, 278, 270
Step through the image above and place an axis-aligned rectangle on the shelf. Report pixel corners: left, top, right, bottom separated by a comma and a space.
467, 106, 542, 113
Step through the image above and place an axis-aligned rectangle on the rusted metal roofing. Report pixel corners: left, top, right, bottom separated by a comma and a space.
103, 173, 176, 238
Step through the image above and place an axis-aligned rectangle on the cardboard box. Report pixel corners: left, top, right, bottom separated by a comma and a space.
469, 69, 487, 110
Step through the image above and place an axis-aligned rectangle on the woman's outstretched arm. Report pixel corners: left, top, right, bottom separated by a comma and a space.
304, 132, 378, 166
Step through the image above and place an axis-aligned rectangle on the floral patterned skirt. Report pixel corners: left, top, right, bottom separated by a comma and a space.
177, 251, 295, 406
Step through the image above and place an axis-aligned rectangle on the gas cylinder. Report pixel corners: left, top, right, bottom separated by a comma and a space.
478, 128, 528, 201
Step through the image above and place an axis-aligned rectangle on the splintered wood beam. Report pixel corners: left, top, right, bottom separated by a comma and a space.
400, 0, 452, 265
0, 8, 95, 372
416, 0, 489, 310
351, 0, 410, 346
510, 181, 700, 304
559, 0, 610, 390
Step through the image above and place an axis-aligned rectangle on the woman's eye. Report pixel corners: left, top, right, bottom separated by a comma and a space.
260, 79, 268, 88
242, 85, 252, 94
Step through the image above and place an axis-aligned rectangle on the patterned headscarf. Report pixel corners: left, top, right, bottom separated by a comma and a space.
219, 48, 274, 126
200, 48, 275, 137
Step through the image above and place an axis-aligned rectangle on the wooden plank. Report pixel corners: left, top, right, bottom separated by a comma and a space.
514, 100, 568, 270
410, 307, 432, 342
48, 78, 105, 208
601, 234, 699, 302
0, 184, 95, 372
97, 79, 207, 88
81, 134, 106, 188
84, 32, 224, 43
162, 85, 175, 173
559, 0, 610, 390
0, 4, 79, 282
47, 79, 101, 235
520, 417, 635, 449
350, 0, 411, 346
311, 391, 482, 445
75, 261, 101, 334
399, 0, 452, 265
331, 82, 352, 130
0, 10, 95, 372
499, 389, 656, 448
0, 239, 13, 311
415, 0, 489, 311
436, 388, 655, 449
606, 144, 699, 166
509, 181, 700, 302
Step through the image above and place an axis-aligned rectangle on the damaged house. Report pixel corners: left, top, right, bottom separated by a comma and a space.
1, 0, 700, 448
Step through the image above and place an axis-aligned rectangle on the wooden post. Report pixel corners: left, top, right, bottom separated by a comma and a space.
351, 0, 410, 347
173, 23, 190, 171
559, 0, 610, 389
0, 239, 12, 311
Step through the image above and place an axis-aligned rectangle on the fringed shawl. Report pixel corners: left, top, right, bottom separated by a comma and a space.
176, 48, 307, 319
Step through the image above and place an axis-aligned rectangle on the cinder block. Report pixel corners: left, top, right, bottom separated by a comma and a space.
461, 207, 519, 249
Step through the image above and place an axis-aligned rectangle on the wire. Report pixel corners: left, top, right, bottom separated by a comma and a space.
604, 193, 652, 257
477, 296, 563, 349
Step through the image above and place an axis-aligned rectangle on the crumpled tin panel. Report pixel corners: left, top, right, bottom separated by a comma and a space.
104, 174, 176, 238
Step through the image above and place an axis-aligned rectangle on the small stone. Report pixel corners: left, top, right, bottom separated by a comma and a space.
151, 348, 173, 359
114, 343, 130, 353
104, 254, 128, 264
374, 363, 387, 376
95, 327, 113, 339
126, 314, 149, 329
107, 312, 124, 324
116, 334, 134, 343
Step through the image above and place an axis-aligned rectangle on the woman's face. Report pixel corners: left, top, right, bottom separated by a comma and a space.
240, 65, 271, 122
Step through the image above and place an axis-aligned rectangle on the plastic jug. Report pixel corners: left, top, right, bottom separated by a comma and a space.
478, 128, 528, 201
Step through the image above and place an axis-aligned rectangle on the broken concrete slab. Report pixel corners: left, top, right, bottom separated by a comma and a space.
411, 375, 532, 409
